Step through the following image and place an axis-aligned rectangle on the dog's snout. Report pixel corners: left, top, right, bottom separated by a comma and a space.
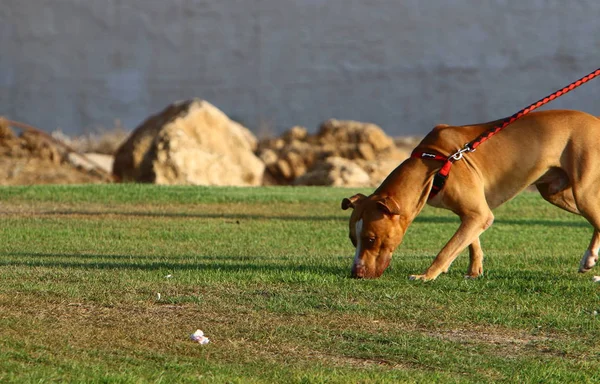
351, 264, 366, 279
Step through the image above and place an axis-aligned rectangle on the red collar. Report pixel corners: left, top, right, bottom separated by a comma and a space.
411, 150, 454, 199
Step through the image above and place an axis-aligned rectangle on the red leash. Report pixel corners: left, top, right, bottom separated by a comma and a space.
413, 67, 600, 199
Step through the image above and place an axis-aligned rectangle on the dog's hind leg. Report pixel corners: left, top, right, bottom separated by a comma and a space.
465, 238, 484, 279
538, 184, 600, 273
567, 173, 600, 273
579, 231, 600, 273
534, 170, 600, 272
538, 185, 600, 272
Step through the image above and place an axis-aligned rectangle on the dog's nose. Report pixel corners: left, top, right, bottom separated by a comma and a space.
351, 264, 366, 278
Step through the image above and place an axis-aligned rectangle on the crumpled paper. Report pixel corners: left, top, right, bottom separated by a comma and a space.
190, 329, 210, 345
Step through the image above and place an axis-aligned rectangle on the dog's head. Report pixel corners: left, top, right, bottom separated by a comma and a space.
341, 193, 407, 278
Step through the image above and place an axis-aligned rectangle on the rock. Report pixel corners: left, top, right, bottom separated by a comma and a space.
317, 119, 395, 153
293, 157, 370, 187
282, 126, 308, 142
0, 120, 107, 185
0, 123, 62, 165
0, 118, 15, 140
0, 157, 105, 185
113, 99, 264, 186
356, 156, 409, 186
52, 125, 129, 155
68, 153, 114, 173
257, 119, 410, 186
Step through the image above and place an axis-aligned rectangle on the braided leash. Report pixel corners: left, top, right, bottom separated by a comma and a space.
468, 67, 600, 151
413, 67, 600, 199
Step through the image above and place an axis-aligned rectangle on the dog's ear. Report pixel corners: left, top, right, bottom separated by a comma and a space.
433, 123, 450, 131
375, 196, 401, 216
341, 193, 367, 210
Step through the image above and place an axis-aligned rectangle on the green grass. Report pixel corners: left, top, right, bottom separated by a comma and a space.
1, 185, 600, 383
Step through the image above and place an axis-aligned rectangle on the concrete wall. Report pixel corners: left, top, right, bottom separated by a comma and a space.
1, 0, 599, 137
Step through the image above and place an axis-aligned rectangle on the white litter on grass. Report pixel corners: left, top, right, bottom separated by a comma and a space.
190, 329, 210, 345
593, 276, 600, 283
156, 293, 161, 301
165, 274, 173, 279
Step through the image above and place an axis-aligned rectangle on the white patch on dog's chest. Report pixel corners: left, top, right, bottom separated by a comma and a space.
354, 219, 363, 264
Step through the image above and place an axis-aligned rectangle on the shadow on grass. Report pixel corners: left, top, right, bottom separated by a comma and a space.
9, 209, 591, 228
414, 216, 589, 228
0, 251, 349, 276
24, 210, 344, 222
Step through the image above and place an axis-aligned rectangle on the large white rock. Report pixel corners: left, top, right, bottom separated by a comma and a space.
113, 99, 264, 186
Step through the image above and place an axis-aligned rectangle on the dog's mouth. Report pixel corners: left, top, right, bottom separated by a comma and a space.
351, 256, 391, 279
351, 264, 368, 279
350, 268, 384, 279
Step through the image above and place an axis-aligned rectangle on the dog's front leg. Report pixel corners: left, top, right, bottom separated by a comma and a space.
410, 212, 494, 281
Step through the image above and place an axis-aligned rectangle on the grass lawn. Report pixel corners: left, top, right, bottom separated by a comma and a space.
1, 184, 600, 383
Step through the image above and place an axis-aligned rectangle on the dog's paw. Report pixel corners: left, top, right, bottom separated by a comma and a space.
409, 274, 431, 281
579, 250, 598, 273
464, 274, 481, 280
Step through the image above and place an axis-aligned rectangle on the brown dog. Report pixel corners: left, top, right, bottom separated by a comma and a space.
342, 109, 600, 280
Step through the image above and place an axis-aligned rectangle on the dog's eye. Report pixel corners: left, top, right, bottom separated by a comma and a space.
365, 237, 376, 247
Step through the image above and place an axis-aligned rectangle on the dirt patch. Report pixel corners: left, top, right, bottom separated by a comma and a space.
426, 327, 565, 358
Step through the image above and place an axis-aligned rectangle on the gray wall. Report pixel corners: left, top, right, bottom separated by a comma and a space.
1, 0, 599, 137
